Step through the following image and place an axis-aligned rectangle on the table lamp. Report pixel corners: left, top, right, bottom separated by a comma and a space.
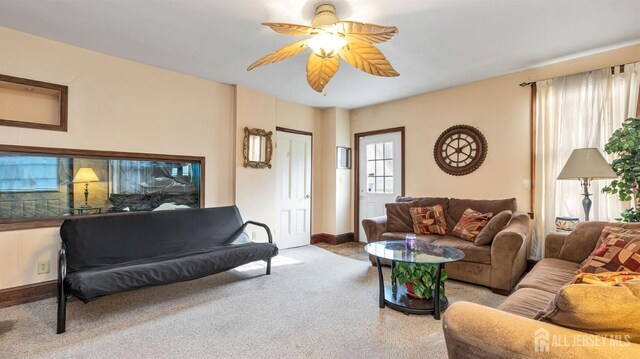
557, 148, 617, 221
73, 167, 99, 208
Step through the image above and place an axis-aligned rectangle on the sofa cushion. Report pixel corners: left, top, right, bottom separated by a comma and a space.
446, 198, 517, 230
431, 236, 491, 265
497, 287, 556, 319
396, 196, 449, 217
65, 242, 278, 303
451, 208, 493, 241
579, 230, 640, 273
474, 210, 512, 246
535, 280, 640, 344
516, 258, 580, 293
385, 202, 417, 232
409, 205, 448, 235
558, 221, 640, 264
380, 232, 437, 243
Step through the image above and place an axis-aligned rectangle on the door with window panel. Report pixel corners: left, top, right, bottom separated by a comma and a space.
358, 131, 402, 241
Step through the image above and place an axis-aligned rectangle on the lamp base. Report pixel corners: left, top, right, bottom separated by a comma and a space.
580, 178, 592, 221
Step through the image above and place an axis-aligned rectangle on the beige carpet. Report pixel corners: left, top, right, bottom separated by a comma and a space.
0, 245, 505, 358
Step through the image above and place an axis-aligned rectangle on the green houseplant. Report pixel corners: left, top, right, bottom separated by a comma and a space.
602, 117, 640, 222
391, 262, 448, 299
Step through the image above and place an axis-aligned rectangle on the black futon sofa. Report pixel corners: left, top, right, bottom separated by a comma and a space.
57, 205, 278, 334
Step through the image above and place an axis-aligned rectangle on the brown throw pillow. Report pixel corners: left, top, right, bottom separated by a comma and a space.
579, 229, 640, 274
451, 208, 493, 241
535, 280, 640, 344
474, 210, 512, 246
409, 205, 448, 235
385, 201, 417, 232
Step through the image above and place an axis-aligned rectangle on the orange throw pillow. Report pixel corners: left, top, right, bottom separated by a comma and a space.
409, 205, 448, 235
571, 271, 640, 285
451, 208, 493, 241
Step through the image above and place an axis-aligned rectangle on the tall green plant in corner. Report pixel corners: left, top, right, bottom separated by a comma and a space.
602, 117, 640, 222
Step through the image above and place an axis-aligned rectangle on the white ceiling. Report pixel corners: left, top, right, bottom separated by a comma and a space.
1, 0, 639, 109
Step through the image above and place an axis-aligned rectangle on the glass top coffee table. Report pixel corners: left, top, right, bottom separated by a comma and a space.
364, 240, 465, 319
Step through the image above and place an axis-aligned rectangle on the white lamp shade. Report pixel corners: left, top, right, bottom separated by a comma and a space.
557, 148, 617, 180
73, 167, 99, 183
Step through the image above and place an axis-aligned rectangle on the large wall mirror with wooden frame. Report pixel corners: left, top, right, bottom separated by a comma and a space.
0, 145, 204, 231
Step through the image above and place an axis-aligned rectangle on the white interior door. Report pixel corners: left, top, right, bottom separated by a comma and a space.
358, 132, 402, 241
276, 130, 312, 249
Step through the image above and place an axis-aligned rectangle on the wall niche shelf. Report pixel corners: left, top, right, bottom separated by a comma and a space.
0, 74, 68, 132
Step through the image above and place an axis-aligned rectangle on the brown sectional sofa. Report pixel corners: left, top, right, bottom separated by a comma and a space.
443, 221, 640, 358
361, 196, 531, 294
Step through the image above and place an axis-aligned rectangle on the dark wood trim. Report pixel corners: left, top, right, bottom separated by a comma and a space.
530, 83, 537, 219
311, 232, 354, 245
0, 74, 68, 132
0, 144, 206, 231
275, 127, 313, 242
354, 127, 405, 242
275, 126, 313, 137
0, 280, 57, 308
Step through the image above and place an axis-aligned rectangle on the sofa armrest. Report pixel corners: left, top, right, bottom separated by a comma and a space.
490, 211, 530, 291
545, 232, 568, 259
443, 302, 640, 358
362, 215, 387, 243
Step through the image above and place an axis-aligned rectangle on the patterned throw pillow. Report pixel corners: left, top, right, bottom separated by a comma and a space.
580, 230, 640, 274
571, 271, 640, 285
451, 208, 493, 241
579, 225, 629, 268
409, 205, 448, 235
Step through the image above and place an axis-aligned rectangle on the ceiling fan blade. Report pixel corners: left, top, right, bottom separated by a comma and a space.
247, 40, 308, 71
306, 53, 340, 92
339, 42, 399, 77
336, 21, 398, 44
262, 23, 314, 35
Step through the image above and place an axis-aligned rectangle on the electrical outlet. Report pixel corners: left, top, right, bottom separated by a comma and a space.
37, 260, 50, 274
251, 231, 257, 240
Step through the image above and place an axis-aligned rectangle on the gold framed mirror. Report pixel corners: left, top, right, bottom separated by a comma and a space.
243, 127, 273, 169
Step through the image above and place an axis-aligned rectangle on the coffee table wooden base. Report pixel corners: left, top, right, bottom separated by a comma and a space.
383, 285, 449, 317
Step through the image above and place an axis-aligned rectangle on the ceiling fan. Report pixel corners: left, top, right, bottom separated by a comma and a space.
247, 4, 399, 93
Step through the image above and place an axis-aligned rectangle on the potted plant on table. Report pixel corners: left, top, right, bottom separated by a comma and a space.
391, 263, 448, 299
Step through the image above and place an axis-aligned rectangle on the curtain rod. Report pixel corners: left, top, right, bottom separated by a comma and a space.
518, 63, 628, 87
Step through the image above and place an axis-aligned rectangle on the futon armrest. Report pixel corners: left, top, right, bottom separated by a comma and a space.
58, 243, 67, 285
244, 221, 273, 244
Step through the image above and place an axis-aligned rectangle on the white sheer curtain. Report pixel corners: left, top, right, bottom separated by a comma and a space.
532, 62, 640, 259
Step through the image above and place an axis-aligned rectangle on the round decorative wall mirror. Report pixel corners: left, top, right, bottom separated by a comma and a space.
433, 125, 487, 176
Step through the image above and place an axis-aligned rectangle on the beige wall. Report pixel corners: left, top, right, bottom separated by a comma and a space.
351, 44, 640, 213
1, 24, 637, 291
318, 108, 352, 236
335, 109, 352, 234
234, 86, 324, 241
0, 27, 235, 289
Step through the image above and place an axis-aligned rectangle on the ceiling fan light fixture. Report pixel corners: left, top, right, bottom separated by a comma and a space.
311, 4, 340, 28
247, 4, 399, 92
307, 32, 347, 57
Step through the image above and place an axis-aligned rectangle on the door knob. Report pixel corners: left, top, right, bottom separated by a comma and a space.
305, 194, 310, 199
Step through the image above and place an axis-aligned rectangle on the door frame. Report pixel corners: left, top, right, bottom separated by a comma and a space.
354, 126, 405, 242
275, 126, 314, 239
